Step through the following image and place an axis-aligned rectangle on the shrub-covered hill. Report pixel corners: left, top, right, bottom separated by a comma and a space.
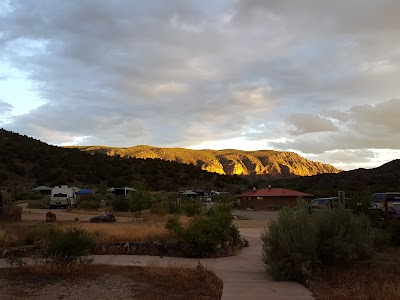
0, 129, 248, 191
270, 159, 400, 196
70, 145, 340, 179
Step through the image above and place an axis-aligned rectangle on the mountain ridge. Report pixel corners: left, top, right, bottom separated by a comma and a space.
270, 159, 400, 196
69, 145, 341, 179
0, 129, 248, 191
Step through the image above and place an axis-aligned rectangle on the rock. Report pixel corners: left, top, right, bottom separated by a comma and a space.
46, 211, 57, 222
90, 211, 116, 223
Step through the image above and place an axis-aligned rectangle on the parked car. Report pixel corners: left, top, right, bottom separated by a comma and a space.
368, 206, 400, 228
308, 197, 338, 210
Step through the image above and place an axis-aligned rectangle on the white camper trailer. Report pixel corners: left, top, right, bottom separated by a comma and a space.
50, 185, 76, 208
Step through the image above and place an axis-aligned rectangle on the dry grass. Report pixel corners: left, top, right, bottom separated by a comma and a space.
0, 228, 18, 248
0, 264, 223, 300
310, 248, 400, 300
233, 219, 268, 228
1, 214, 192, 245
65, 222, 173, 243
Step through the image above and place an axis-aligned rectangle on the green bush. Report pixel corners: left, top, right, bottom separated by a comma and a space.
111, 197, 130, 211
165, 215, 183, 233
166, 205, 240, 257
168, 202, 181, 214
181, 200, 203, 216
128, 192, 152, 212
40, 227, 97, 264
261, 208, 376, 282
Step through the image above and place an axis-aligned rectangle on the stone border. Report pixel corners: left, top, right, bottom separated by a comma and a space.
1, 239, 249, 259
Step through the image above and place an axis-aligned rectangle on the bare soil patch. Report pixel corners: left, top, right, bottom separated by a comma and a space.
0, 264, 222, 300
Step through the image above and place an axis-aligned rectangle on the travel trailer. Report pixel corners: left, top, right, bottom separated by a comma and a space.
49, 185, 76, 208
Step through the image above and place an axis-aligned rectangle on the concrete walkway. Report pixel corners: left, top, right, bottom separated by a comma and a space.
92, 228, 314, 300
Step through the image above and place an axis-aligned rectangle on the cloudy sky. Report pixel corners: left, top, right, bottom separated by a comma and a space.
1, 0, 400, 170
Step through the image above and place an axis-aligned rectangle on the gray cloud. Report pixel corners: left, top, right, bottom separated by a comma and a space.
0, 1, 400, 169
271, 99, 400, 153
0, 100, 12, 114
287, 113, 337, 135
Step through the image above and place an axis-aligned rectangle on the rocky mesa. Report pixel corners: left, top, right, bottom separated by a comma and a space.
72, 145, 340, 179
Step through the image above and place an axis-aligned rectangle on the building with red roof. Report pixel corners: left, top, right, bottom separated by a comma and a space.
237, 187, 313, 209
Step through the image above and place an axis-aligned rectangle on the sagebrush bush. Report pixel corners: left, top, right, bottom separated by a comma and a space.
261, 208, 376, 282
41, 227, 98, 264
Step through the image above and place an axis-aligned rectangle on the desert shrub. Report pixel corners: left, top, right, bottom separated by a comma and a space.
1, 191, 14, 204
166, 206, 240, 257
314, 209, 375, 265
168, 202, 181, 214
181, 200, 203, 216
79, 200, 101, 210
128, 192, 152, 212
40, 227, 97, 264
165, 216, 183, 232
24, 225, 55, 246
262, 209, 318, 281
151, 201, 169, 215
0, 229, 17, 248
261, 208, 376, 282
111, 197, 130, 211
180, 217, 221, 257
27, 197, 49, 209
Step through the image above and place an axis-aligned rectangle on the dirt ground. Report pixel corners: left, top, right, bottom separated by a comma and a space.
0, 264, 223, 300
20, 203, 276, 227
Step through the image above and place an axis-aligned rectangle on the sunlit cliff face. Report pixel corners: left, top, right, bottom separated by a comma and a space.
75, 146, 340, 179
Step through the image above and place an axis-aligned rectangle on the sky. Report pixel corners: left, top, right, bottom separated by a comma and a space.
1, 0, 400, 171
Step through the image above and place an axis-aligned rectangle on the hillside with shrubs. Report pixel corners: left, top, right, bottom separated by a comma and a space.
0, 129, 248, 192
270, 159, 400, 195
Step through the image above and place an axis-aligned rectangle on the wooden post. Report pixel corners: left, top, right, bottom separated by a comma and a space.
338, 191, 345, 208
383, 199, 389, 228
384, 199, 389, 227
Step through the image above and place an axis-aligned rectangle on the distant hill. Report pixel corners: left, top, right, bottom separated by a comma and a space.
270, 159, 400, 196
0, 129, 248, 192
71, 145, 340, 179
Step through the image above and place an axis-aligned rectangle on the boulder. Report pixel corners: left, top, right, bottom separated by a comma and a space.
90, 211, 116, 223
46, 211, 56, 222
